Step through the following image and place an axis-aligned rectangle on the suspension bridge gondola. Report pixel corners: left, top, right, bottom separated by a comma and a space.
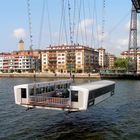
14, 79, 115, 112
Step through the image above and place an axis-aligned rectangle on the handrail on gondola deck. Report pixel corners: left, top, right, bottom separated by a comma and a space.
29, 96, 70, 108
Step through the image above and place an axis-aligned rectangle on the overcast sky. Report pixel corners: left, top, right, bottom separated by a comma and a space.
0, 0, 136, 56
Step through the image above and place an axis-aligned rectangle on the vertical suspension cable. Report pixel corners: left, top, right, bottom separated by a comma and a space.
88, 0, 95, 48
76, 0, 84, 45
59, 0, 64, 44
46, 0, 52, 45
94, 0, 100, 48
38, 0, 45, 49
76, 0, 81, 44
82, 0, 87, 45
101, 0, 106, 48
59, 0, 68, 44
27, 0, 33, 50
68, 0, 73, 44
63, 0, 68, 44
72, 0, 76, 44
27, 0, 36, 90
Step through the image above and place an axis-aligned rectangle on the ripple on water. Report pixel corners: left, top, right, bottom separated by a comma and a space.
0, 79, 140, 140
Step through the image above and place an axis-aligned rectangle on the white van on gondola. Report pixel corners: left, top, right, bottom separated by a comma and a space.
14, 80, 115, 112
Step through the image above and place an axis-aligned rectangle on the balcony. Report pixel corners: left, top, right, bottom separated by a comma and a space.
48, 59, 57, 62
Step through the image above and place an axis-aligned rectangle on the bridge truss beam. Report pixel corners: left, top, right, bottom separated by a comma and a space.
131, 0, 140, 13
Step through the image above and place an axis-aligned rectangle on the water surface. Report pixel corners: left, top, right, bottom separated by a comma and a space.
0, 78, 140, 140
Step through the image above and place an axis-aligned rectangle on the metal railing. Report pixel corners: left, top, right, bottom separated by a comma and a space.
29, 96, 70, 108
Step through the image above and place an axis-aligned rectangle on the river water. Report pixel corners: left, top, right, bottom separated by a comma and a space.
0, 78, 140, 140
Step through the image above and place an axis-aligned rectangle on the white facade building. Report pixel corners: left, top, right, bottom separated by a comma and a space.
97, 48, 106, 68
0, 53, 35, 73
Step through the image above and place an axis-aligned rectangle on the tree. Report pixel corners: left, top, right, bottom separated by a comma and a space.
114, 58, 129, 69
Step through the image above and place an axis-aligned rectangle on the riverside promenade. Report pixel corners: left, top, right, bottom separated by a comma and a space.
0, 72, 101, 79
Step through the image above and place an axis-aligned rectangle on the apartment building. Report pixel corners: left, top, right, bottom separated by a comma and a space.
12, 50, 42, 72
96, 48, 116, 69
106, 53, 116, 69
0, 49, 42, 73
42, 52, 49, 72
0, 53, 11, 72
0, 53, 34, 73
97, 48, 106, 68
41, 44, 99, 73
121, 50, 140, 73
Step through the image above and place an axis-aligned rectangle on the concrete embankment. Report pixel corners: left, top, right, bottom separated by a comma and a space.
100, 73, 140, 80
0, 73, 101, 79
1, 73, 140, 80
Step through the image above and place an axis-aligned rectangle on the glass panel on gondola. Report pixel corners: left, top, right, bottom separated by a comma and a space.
71, 90, 78, 102
21, 88, 26, 98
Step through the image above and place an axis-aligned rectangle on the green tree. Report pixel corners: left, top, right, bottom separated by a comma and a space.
114, 58, 129, 69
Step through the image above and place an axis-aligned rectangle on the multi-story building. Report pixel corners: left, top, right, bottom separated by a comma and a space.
41, 44, 99, 73
97, 48, 106, 68
57, 50, 67, 73
121, 50, 140, 73
12, 55, 36, 72
0, 39, 42, 73
12, 49, 42, 72
106, 53, 116, 69
96, 48, 116, 69
0, 52, 37, 73
41, 52, 49, 72
0, 53, 11, 72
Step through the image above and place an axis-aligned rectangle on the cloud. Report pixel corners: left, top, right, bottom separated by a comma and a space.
117, 38, 128, 46
77, 19, 93, 31
74, 19, 94, 44
103, 38, 128, 56
13, 28, 26, 39
75, 18, 93, 36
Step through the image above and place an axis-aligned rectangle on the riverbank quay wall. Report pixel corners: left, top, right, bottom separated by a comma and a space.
1, 73, 140, 79
0, 73, 100, 79
100, 73, 140, 80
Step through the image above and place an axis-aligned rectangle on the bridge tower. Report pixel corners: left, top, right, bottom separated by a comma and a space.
128, 0, 140, 73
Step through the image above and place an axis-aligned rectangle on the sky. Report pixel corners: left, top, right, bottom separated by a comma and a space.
0, 0, 136, 56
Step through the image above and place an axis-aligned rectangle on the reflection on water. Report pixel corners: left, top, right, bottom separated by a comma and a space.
0, 78, 140, 140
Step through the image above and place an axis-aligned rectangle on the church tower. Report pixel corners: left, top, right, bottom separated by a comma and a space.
18, 39, 25, 51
